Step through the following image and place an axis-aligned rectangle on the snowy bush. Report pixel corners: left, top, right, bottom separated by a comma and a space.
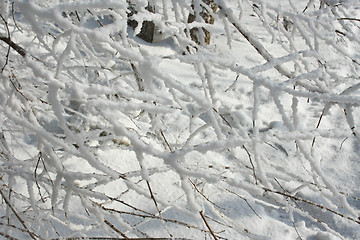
0, 0, 359, 239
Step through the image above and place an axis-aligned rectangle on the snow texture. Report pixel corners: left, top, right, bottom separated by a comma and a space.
0, 0, 359, 239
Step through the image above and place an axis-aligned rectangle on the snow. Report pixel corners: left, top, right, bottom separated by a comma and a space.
0, 0, 360, 239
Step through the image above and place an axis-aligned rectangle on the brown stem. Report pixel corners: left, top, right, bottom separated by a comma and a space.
199, 211, 218, 240
0, 36, 26, 57
0, 189, 38, 239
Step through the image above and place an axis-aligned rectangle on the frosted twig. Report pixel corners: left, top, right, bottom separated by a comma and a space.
216, 1, 293, 79
0, 0, 359, 238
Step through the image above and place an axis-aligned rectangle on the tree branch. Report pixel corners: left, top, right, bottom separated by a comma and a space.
0, 36, 26, 57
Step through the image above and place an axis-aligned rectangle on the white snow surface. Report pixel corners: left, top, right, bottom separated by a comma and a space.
0, 0, 360, 239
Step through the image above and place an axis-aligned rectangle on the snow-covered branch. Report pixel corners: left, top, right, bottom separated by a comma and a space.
0, 0, 359, 239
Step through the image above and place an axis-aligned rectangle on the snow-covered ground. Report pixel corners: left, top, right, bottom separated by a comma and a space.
0, 0, 360, 239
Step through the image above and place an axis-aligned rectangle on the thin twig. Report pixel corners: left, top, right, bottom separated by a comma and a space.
263, 187, 360, 225
212, 108, 232, 129
274, 179, 303, 240
1, 14, 11, 72
34, 154, 45, 203
75, 11, 81, 22
199, 211, 218, 240
340, 191, 360, 201
9, 72, 29, 101
105, 196, 153, 216
101, 206, 209, 233
146, 180, 173, 238
0, 221, 33, 236
0, 231, 19, 240
0, 189, 38, 240
242, 145, 257, 184
11, 3, 22, 32
311, 108, 325, 147
225, 75, 239, 92
337, 17, 360, 22
159, 129, 173, 152
87, 9, 104, 27
189, 179, 225, 211
339, 137, 348, 150
225, 188, 261, 219
104, 219, 129, 239
293, 221, 303, 240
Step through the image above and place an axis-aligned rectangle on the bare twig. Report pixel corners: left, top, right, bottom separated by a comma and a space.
0, 189, 38, 239
225, 188, 261, 219
75, 11, 81, 22
34, 154, 46, 203
199, 211, 218, 240
0, 36, 26, 57
9, 71, 29, 101
11, 3, 22, 32
146, 180, 173, 238
274, 179, 303, 240
311, 107, 326, 147
0, 231, 19, 240
87, 9, 104, 27
0, 221, 34, 236
159, 129, 173, 152
212, 108, 232, 129
292, 221, 303, 240
224, 75, 239, 92
263, 187, 360, 225
337, 17, 360, 22
1, 14, 11, 72
242, 145, 257, 184
105, 196, 154, 216
104, 219, 129, 239
189, 179, 225, 211
101, 206, 209, 233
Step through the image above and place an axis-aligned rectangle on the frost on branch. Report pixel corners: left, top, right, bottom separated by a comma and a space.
0, 0, 359, 239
